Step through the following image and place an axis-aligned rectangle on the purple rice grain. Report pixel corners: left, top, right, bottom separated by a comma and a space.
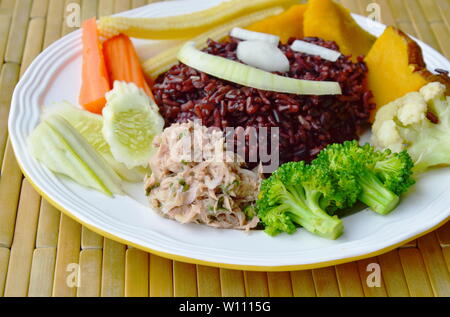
152, 37, 375, 167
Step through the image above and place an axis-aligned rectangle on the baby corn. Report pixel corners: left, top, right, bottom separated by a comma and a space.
98, 0, 295, 39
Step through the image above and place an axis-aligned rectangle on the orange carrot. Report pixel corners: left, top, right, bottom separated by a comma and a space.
79, 18, 111, 114
103, 34, 154, 99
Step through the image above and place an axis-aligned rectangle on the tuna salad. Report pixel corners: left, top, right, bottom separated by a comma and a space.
145, 121, 261, 230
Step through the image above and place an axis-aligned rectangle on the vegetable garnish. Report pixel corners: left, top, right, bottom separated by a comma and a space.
103, 34, 154, 99
314, 141, 415, 215
98, 0, 296, 39
28, 115, 122, 196
237, 40, 290, 73
290, 40, 341, 62
177, 41, 342, 95
102, 81, 164, 169
257, 161, 344, 239
256, 142, 415, 238
79, 18, 111, 114
43, 102, 147, 183
372, 82, 450, 172
142, 6, 284, 79
230, 27, 280, 45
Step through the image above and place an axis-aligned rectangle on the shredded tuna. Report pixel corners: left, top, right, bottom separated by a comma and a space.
145, 121, 261, 230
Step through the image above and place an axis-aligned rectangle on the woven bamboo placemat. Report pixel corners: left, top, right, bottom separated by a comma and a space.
0, 0, 449, 297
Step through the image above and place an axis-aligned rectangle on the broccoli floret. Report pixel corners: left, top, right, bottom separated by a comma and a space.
355, 168, 400, 215
257, 161, 344, 239
373, 150, 416, 195
312, 146, 362, 213
314, 141, 415, 215
256, 141, 415, 238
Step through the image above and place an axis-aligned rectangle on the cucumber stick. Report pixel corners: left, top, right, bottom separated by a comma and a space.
177, 41, 342, 95
43, 102, 146, 182
28, 115, 123, 196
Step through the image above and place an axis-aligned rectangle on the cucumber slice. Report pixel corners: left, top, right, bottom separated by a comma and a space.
28, 115, 123, 196
177, 41, 342, 95
43, 102, 147, 182
47, 115, 123, 195
102, 81, 164, 169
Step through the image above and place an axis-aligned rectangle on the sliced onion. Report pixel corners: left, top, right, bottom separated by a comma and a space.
290, 40, 341, 62
230, 27, 279, 45
237, 40, 290, 73
177, 41, 342, 95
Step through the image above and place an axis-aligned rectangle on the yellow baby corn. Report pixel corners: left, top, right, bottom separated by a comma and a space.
143, 6, 285, 79
98, 0, 296, 39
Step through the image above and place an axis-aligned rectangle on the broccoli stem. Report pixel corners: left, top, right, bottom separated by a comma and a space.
357, 170, 399, 215
284, 185, 344, 240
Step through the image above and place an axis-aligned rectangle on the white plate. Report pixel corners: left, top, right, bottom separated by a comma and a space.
8, 0, 450, 270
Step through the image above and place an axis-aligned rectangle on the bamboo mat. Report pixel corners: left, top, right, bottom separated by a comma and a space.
0, 0, 449, 297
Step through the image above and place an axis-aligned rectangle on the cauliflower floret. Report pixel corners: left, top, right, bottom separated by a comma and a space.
375, 120, 404, 152
419, 82, 446, 103
372, 82, 450, 172
372, 98, 402, 135
396, 92, 427, 126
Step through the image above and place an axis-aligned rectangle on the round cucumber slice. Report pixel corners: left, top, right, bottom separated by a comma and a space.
102, 81, 164, 169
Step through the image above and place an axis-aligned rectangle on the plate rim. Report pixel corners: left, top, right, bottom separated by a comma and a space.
7, 1, 450, 271
14, 166, 450, 271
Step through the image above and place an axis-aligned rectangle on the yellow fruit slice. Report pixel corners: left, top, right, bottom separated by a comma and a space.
303, 0, 376, 61
246, 4, 308, 44
365, 26, 450, 121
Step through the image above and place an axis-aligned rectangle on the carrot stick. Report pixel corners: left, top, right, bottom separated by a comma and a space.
79, 18, 111, 114
103, 34, 154, 99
